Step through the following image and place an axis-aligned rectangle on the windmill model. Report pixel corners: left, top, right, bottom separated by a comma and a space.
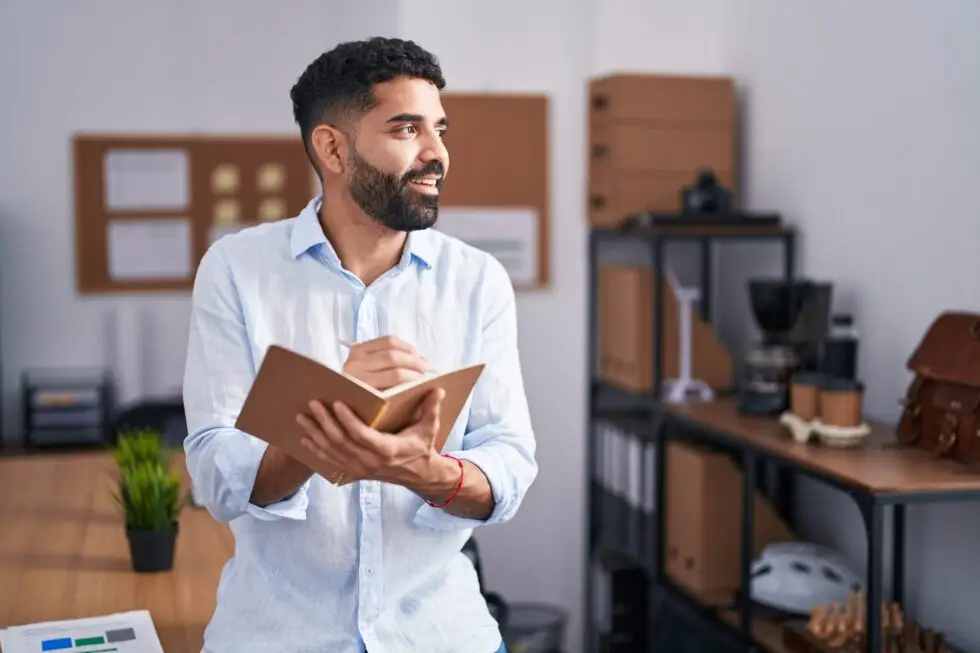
660, 264, 714, 404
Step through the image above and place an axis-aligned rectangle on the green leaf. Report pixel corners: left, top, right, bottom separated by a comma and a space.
111, 427, 172, 472
110, 428, 186, 531
116, 461, 187, 531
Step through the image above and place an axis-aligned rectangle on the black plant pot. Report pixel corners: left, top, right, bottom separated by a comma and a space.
126, 523, 178, 573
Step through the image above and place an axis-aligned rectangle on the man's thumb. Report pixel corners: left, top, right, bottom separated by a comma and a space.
423, 388, 445, 424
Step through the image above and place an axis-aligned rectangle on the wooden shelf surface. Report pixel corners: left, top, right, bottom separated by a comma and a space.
664, 397, 980, 496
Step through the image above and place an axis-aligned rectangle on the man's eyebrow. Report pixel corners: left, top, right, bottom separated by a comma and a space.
386, 113, 449, 127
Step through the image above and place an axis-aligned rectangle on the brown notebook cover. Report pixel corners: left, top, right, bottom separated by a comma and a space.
235, 344, 485, 485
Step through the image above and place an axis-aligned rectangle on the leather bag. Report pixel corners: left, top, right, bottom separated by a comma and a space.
897, 311, 980, 461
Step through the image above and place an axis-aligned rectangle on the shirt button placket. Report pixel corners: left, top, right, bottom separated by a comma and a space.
356, 292, 383, 628
357, 293, 376, 343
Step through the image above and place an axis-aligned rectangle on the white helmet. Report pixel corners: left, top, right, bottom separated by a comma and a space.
750, 541, 863, 615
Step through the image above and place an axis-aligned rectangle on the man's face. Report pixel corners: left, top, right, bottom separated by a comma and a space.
346, 77, 449, 232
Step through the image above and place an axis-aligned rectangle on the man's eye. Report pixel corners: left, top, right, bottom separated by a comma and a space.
399, 125, 417, 135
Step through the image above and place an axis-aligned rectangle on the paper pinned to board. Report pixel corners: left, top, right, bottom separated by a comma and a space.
104, 148, 190, 212
0, 610, 163, 653
107, 218, 192, 280
434, 207, 539, 286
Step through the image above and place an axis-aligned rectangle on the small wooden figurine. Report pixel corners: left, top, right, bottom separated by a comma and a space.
784, 590, 958, 653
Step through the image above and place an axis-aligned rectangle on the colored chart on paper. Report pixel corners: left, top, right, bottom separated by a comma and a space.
0, 611, 163, 653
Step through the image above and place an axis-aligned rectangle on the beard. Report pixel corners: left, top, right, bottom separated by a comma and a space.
347, 146, 443, 232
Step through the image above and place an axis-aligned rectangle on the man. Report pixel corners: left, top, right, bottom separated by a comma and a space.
182, 36, 537, 653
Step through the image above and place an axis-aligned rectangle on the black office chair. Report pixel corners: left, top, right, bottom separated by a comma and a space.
109, 397, 186, 446
461, 537, 509, 630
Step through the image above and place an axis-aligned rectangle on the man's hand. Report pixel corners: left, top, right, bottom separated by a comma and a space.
343, 336, 430, 391
296, 388, 447, 487
295, 389, 496, 519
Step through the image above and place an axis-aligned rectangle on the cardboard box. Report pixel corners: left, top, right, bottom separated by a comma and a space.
664, 440, 796, 599
589, 74, 737, 125
587, 73, 737, 227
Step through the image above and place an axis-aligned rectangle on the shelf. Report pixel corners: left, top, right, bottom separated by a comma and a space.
664, 579, 791, 653
585, 221, 799, 652
592, 542, 793, 653
592, 221, 794, 242
591, 380, 745, 462
591, 380, 654, 414
592, 378, 742, 419
717, 609, 788, 653
589, 398, 793, 653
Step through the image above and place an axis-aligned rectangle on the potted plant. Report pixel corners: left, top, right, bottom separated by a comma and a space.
112, 427, 172, 472
113, 460, 187, 572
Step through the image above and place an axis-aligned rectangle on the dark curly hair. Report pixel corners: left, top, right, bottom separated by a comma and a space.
290, 37, 446, 173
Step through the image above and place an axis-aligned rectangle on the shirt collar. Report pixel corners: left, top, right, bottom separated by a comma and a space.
289, 195, 435, 269
289, 196, 328, 259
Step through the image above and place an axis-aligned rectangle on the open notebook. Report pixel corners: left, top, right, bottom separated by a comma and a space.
236, 344, 485, 485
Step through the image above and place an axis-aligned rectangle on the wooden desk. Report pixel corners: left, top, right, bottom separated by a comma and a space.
0, 452, 230, 653
665, 398, 980, 497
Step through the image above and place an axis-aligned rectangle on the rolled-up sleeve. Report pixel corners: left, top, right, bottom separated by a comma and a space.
183, 244, 311, 524
415, 258, 538, 531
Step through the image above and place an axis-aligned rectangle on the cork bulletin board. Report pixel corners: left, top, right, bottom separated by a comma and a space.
435, 92, 550, 289
73, 134, 315, 293
73, 93, 550, 294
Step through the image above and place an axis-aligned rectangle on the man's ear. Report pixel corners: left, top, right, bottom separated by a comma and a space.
311, 125, 348, 175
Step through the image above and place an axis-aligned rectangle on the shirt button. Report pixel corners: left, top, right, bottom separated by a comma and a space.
366, 567, 374, 576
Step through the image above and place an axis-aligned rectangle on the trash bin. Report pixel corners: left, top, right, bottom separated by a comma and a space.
501, 602, 567, 653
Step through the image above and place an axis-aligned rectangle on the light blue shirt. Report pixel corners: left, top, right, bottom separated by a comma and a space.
182, 196, 537, 653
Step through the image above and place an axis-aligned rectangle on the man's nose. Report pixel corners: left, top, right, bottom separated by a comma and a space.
420, 137, 448, 168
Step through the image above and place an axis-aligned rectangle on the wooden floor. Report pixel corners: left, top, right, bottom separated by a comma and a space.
0, 451, 230, 653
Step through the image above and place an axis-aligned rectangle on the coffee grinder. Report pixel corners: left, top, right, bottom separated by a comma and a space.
738, 279, 832, 416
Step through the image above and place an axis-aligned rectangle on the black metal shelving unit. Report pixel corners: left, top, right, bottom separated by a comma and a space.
584, 218, 797, 653
20, 368, 115, 449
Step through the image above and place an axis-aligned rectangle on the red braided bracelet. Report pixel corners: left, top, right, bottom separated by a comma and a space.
425, 454, 464, 508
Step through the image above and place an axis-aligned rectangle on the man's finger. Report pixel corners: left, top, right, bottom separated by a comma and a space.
352, 335, 416, 355
376, 349, 428, 374
360, 368, 424, 391
349, 349, 427, 376
299, 437, 344, 467
309, 400, 345, 440
332, 402, 387, 449
320, 401, 381, 472
311, 400, 355, 449
333, 401, 392, 457
296, 413, 338, 464
297, 411, 330, 450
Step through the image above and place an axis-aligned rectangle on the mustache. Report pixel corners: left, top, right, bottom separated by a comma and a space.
402, 161, 445, 185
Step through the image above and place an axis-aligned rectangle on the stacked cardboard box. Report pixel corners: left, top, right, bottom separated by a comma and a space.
587, 73, 737, 227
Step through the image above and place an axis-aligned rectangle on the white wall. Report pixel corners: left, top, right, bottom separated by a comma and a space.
722, 0, 980, 649
592, 0, 731, 76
